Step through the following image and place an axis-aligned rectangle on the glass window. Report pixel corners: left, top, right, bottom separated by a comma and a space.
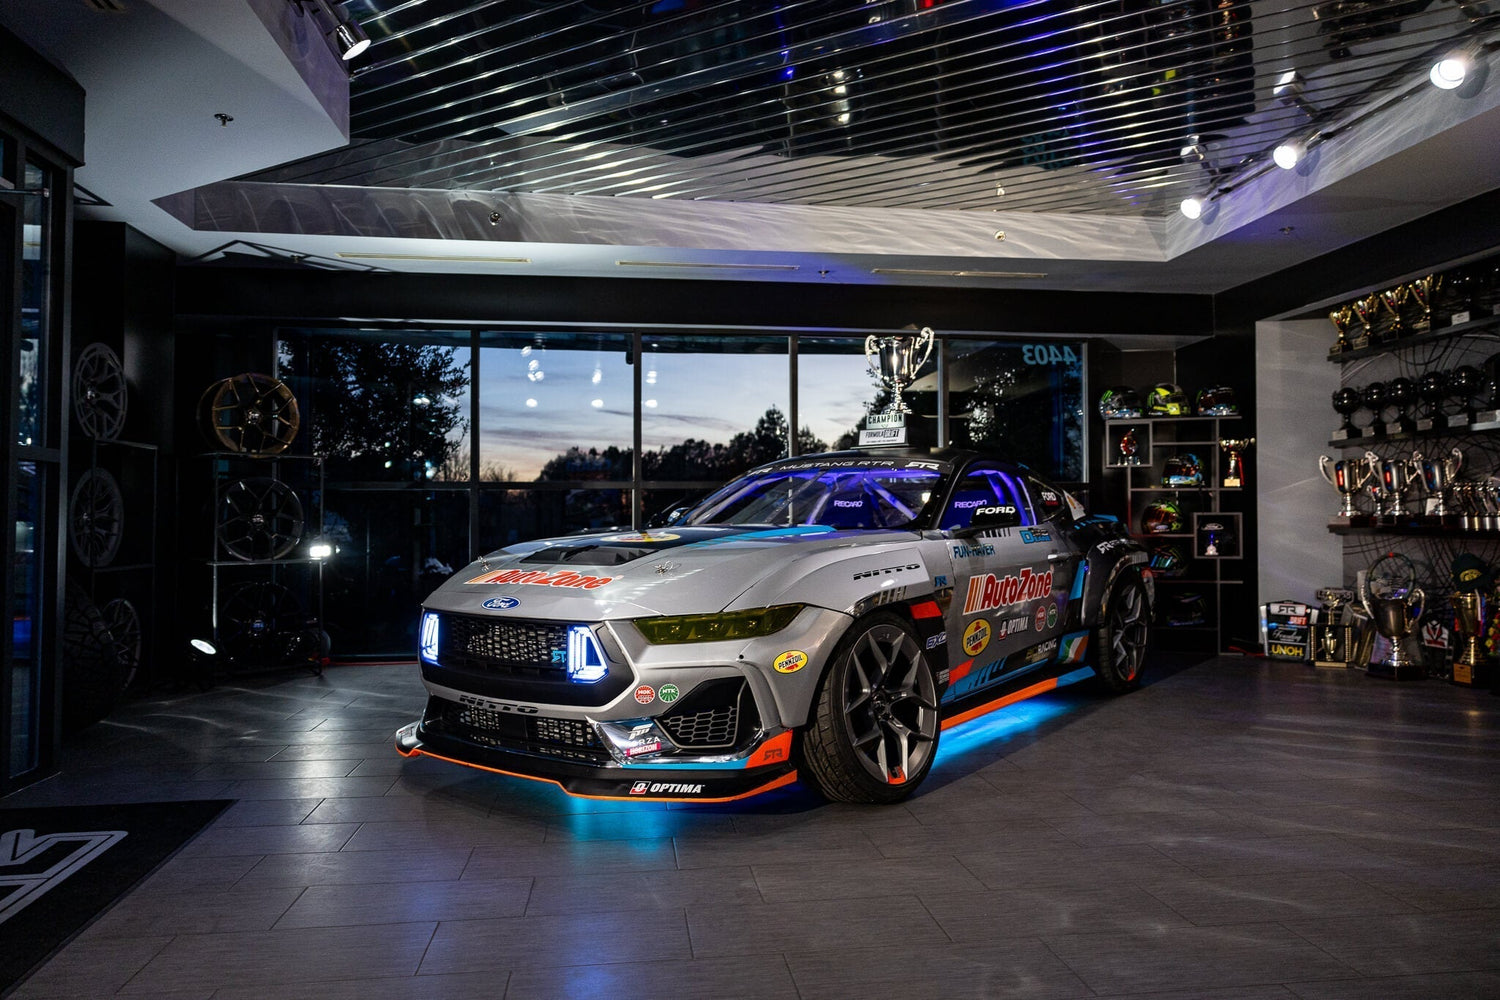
686, 459, 944, 529
798, 337, 935, 449
939, 465, 1033, 530
478, 487, 630, 551
9, 462, 42, 777
16, 158, 47, 448
947, 339, 1086, 482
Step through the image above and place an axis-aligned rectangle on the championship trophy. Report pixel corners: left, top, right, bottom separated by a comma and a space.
1444, 365, 1483, 428
1328, 305, 1357, 359
1312, 586, 1357, 668
1359, 553, 1426, 680
1439, 267, 1492, 327
1408, 274, 1441, 332
1449, 553, 1493, 687
1118, 427, 1143, 465
1331, 386, 1363, 442
1319, 454, 1373, 523
1379, 284, 1410, 340
1219, 438, 1253, 487
1367, 450, 1418, 525
1349, 293, 1380, 350
1414, 370, 1449, 433
1359, 382, 1387, 439
1382, 376, 1417, 436
1416, 446, 1463, 523
1474, 353, 1500, 427
860, 325, 935, 446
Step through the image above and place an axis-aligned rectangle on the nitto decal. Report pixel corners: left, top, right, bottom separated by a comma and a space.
658, 683, 681, 704
457, 694, 538, 714
925, 632, 948, 649
481, 597, 520, 610
952, 542, 995, 559
629, 781, 706, 796
1020, 527, 1051, 544
773, 650, 808, 674
634, 685, 655, 704
466, 568, 613, 590
962, 619, 992, 656
963, 567, 1054, 615
852, 563, 920, 581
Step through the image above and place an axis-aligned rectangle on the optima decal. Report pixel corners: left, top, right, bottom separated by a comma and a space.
963, 567, 1054, 615
630, 781, 706, 795
466, 568, 613, 589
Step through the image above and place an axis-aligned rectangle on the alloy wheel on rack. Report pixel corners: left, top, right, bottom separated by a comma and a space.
220, 581, 322, 671
198, 372, 300, 456
71, 342, 129, 441
68, 467, 125, 567
100, 597, 143, 691
217, 477, 305, 561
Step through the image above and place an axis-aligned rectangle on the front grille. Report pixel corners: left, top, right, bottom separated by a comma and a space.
433, 700, 609, 764
661, 703, 739, 749
659, 678, 756, 751
439, 614, 571, 679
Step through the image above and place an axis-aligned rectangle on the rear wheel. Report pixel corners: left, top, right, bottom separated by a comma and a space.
801, 612, 940, 804
1095, 571, 1150, 693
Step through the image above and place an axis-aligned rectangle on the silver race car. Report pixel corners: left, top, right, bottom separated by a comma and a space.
396, 449, 1153, 804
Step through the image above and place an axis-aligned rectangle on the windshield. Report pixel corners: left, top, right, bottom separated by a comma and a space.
684, 461, 948, 529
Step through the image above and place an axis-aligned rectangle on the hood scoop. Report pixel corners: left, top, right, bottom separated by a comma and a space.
520, 543, 653, 566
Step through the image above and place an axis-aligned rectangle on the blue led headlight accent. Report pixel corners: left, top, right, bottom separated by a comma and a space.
567, 625, 608, 683
419, 612, 440, 664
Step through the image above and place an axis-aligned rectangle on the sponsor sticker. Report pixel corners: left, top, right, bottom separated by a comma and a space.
634, 685, 656, 705
1268, 643, 1305, 658
951, 542, 996, 559
658, 682, 681, 704
628, 781, 706, 796
1020, 527, 1052, 544
852, 563, 920, 581
1060, 634, 1089, 664
604, 531, 679, 543
481, 597, 520, 610
962, 619, 992, 656
1034, 605, 1048, 631
934, 575, 949, 589
1047, 603, 1058, 628
773, 650, 808, 674
964, 567, 1054, 615
1021, 638, 1060, 665
995, 613, 1029, 638
466, 568, 613, 589
925, 632, 948, 649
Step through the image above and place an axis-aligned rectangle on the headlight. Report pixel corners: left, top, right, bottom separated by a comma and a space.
633, 604, 803, 645
419, 611, 440, 664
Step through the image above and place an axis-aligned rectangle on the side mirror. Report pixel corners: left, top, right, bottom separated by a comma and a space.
952, 503, 1022, 537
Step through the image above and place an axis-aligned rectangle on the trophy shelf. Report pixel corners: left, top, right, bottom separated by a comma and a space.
1327, 311, 1500, 364
1327, 419, 1500, 449
1327, 523, 1500, 538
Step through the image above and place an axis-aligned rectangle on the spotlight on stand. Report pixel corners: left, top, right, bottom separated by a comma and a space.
187, 638, 218, 688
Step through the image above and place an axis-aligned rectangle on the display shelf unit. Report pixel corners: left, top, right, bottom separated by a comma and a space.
1327, 311, 1500, 364
1105, 415, 1247, 653
201, 452, 327, 679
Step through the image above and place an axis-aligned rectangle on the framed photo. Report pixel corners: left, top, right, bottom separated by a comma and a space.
1193, 511, 1241, 559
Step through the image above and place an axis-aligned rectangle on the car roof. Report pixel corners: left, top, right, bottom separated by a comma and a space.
753, 448, 1022, 475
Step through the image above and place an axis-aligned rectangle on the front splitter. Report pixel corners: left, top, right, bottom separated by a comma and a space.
394, 722, 799, 802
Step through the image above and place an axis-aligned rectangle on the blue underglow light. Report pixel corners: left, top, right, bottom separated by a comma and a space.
567, 625, 608, 683
419, 612, 440, 664
936, 696, 1074, 762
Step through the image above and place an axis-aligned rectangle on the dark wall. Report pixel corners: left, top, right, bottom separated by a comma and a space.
0, 24, 85, 166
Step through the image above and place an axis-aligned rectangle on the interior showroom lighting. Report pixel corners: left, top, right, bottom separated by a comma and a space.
1431, 53, 1471, 89
289, 0, 370, 62
1273, 139, 1307, 170
1179, 195, 1206, 220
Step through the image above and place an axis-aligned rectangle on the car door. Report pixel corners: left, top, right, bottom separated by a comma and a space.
937, 462, 1074, 702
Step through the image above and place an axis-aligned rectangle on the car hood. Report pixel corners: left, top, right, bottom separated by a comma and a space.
424, 524, 919, 618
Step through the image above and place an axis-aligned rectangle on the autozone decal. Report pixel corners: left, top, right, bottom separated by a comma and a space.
465, 568, 613, 589
629, 781, 706, 795
963, 568, 1054, 615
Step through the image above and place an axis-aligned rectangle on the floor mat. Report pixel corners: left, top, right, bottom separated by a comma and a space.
0, 800, 232, 994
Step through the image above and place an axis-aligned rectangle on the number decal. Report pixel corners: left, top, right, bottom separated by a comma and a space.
1022, 344, 1080, 366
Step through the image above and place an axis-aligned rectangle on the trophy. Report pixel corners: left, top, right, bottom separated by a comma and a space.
1359, 553, 1425, 680
1118, 426, 1142, 465
1450, 591, 1486, 686
1367, 449, 1418, 524
1219, 438, 1253, 487
1328, 305, 1357, 358
1349, 294, 1380, 349
1379, 284, 1410, 340
861, 325, 934, 445
1359, 382, 1387, 439
1439, 267, 1492, 327
1408, 274, 1441, 332
1319, 454, 1373, 522
1331, 386, 1363, 441
1444, 365, 1483, 428
1414, 370, 1449, 433
1313, 586, 1357, 668
1382, 376, 1417, 436
1474, 353, 1500, 427
1416, 446, 1463, 522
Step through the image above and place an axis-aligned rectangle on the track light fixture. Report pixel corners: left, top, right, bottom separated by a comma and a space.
1179, 195, 1206, 220
1273, 69, 1321, 119
1429, 45, 1487, 94
1273, 139, 1307, 170
289, 0, 370, 63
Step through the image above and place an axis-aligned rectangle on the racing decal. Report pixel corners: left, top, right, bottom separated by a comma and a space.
925, 632, 948, 649
634, 685, 656, 704
962, 619, 991, 656
745, 731, 794, 767
934, 575, 948, 589
602, 531, 679, 543
1020, 638, 1060, 666
629, 781, 706, 796
910, 600, 943, 620
1059, 633, 1089, 664
1020, 527, 1051, 544
852, 563, 920, 581
976, 505, 1017, 518
994, 613, 1030, 639
951, 542, 995, 559
1047, 603, 1059, 628
773, 650, 808, 674
948, 659, 973, 683
658, 683, 681, 704
854, 586, 909, 615
466, 568, 613, 589
481, 597, 520, 610
963, 567, 1054, 615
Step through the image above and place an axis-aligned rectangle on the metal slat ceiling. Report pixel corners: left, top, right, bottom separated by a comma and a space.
244, 0, 1499, 219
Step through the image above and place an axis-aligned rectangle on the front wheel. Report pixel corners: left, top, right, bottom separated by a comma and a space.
800, 612, 941, 804
1094, 571, 1151, 694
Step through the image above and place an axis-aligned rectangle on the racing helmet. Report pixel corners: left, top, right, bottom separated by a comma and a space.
1141, 499, 1185, 534
1146, 382, 1190, 416
1161, 453, 1204, 487
1195, 385, 1239, 416
1098, 385, 1145, 420
1149, 543, 1188, 578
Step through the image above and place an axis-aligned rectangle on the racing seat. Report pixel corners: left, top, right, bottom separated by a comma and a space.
819, 489, 877, 529
939, 490, 996, 531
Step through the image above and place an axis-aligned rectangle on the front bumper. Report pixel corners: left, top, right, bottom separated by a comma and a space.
394, 710, 799, 802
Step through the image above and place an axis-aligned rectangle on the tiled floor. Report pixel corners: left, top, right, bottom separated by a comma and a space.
5, 655, 1500, 999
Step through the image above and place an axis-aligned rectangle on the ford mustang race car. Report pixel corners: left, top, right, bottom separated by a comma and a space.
395, 449, 1153, 804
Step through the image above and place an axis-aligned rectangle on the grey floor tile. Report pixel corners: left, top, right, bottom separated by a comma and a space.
463, 838, 678, 879
926, 884, 1192, 941
784, 937, 1090, 999
301, 794, 495, 825
1285, 970, 1500, 999
190, 759, 364, 780
268, 741, 399, 761
1045, 807, 1269, 848
867, 815, 1062, 858
503, 954, 798, 999
1153, 833, 1387, 878
211, 972, 507, 1000
540, 808, 735, 841
8, 935, 174, 997
175, 821, 358, 857
132, 854, 263, 895
752, 854, 986, 902
673, 826, 881, 870
217, 774, 399, 800
420, 912, 692, 974
213, 797, 322, 827
1346, 861, 1500, 912
236, 846, 473, 887
956, 842, 1193, 890
686, 895, 948, 957
526, 866, 762, 916
1282, 911, 1500, 976
340, 814, 546, 851
81, 885, 305, 937
274, 876, 531, 927
1142, 870, 1415, 926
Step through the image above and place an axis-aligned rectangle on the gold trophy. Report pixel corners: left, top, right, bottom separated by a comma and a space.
1408, 274, 1441, 332
1312, 586, 1356, 668
1328, 305, 1357, 358
1379, 284, 1410, 340
1219, 438, 1253, 488
1349, 293, 1381, 350
1450, 591, 1485, 686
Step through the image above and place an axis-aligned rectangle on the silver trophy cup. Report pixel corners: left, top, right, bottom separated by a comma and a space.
1416, 447, 1463, 519
864, 326, 935, 415
1319, 454, 1373, 521
1359, 577, 1425, 680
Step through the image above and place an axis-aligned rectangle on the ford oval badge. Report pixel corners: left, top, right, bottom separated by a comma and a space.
482, 597, 520, 610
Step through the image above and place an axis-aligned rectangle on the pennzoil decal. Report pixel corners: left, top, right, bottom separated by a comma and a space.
962, 619, 991, 656
466, 568, 613, 589
963, 567, 1054, 615
773, 650, 808, 673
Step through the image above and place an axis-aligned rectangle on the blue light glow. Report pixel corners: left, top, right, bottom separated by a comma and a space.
936, 696, 1074, 762
567, 625, 608, 683
419, 612, 440, 664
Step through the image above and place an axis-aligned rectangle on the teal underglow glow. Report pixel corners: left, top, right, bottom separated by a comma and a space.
936, 696, 1074, 761
418, 612, 440, 664
566, 625, 608, 682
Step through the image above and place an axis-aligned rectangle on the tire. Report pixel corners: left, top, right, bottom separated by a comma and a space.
800, 611, 941, 804
1094, 571, 1151, 694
